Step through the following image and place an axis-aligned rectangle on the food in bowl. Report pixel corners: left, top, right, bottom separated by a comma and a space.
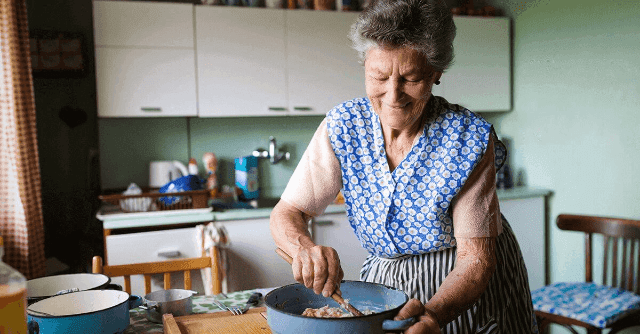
302, 303, 375, 318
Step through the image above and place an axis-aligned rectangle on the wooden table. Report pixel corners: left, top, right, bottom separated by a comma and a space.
125, 288, 274, 333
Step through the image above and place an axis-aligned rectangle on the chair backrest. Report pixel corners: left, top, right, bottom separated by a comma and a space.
557, 214, 640, 294
92, 255, 216, 295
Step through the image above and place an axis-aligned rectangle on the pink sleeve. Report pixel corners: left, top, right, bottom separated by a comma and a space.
280, 118, 342, 217
452, 136, 503, 238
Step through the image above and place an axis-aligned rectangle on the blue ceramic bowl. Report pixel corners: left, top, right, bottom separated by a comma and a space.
264, 280, 415, 334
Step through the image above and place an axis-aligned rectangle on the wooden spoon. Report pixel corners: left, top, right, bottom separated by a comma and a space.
275, 248, 364, 317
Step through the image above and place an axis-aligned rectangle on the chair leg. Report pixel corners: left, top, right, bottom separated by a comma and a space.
184, 270, 192, 290
558, 325, 580, 334
536, 316, 549, 334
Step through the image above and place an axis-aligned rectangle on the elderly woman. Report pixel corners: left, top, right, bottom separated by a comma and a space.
270, 0, 537, 332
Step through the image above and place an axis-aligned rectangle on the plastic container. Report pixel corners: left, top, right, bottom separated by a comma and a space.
235, 156, 259, 200
0, 236, 28, 333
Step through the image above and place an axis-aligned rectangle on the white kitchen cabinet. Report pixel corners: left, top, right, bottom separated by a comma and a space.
286, 10, 365, 116
93, 1, 198, 117
312, 212, 370, 281
195, 7, 364, 117
219, 217, 295, 292
106, 227, 206, 296
438, 16, 511, 112
93, 1, 194, 48
195, 7, 288, 117
94, 2, 510, 118
498, 189, 551, 291
220, 212, 369, 292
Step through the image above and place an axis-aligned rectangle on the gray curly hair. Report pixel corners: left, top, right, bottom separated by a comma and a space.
349, 0, 456, 72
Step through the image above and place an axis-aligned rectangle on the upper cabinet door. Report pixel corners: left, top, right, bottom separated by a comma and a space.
93, 1, 194, 48
439, 17, 511, 112
95, 48, 198, 117
196, 7, 288, 117
93, 1, 197, 117
286, 11, 365, 116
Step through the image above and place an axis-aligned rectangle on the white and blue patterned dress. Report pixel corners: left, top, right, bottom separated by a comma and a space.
325, 96, 538, 333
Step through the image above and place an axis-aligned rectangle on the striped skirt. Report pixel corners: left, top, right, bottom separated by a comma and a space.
360, 216, 538, 333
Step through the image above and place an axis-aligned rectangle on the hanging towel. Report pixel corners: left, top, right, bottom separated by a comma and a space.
195, 222, 230, 295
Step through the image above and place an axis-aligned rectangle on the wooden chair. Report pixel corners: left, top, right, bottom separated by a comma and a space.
533, 214, 640, 334
92, 254, 221, 295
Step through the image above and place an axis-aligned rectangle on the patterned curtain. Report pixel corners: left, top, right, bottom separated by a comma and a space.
0, 0, 46, 279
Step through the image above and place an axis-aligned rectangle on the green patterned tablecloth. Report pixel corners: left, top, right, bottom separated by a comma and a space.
125, 288, 275, 333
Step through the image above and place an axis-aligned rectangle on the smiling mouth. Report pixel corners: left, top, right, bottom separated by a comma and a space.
387, 102, 410, 109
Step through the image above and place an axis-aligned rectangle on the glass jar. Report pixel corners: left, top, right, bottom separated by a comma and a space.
0, 236, 28, 334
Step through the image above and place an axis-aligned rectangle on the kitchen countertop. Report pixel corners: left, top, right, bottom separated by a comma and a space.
97, 186, 552, 230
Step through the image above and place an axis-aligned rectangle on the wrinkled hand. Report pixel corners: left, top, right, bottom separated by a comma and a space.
292, 245, 344, 297
393, 299, 441, 334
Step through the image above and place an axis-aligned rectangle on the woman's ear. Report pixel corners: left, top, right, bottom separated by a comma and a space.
433, 72, 442, 85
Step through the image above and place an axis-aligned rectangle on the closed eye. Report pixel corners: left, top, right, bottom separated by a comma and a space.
369, 75, 388, 81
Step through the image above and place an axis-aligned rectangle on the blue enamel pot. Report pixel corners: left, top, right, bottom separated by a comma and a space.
264, 280, 416, 334
26, 290, 142, 334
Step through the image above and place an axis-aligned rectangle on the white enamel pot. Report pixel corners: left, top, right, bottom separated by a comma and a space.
26, 273, 114, 305
26, 290, 142, 334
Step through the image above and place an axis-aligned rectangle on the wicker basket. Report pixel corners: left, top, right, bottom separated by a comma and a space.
99, 189, 209, 213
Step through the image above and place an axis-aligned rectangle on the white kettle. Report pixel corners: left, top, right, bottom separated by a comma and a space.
149, 161, 189, 188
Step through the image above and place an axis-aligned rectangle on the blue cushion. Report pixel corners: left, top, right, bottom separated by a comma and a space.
532, 282, 640, 328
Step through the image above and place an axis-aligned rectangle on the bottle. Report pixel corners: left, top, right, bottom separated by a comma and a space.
188, 158, 199, 176
0, 236, 28, 334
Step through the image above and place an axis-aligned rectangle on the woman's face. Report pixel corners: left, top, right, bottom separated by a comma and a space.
365, 46, 441, 131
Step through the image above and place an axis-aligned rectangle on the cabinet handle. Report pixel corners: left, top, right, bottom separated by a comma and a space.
141, 107, 162, 112
314, 220, 334, 226
268, 107, 287, 112
157, 250, 181, 258
293, 106, 313, 112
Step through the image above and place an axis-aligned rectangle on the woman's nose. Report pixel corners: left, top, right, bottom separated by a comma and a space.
385, 79, 403, 102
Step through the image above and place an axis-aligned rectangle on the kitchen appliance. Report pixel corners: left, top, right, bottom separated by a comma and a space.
264, 281, 415, 334
26, 290, 142, 334
149, 161, 189, 188
140, 289, 196, 323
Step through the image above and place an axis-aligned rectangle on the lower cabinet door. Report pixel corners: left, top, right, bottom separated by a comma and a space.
106, 227, 205, 296
500, 196, 546, 291
221, 218, 296, 292
313, 212, 370, 281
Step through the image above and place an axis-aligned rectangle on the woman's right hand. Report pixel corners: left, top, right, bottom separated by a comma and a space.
394, 299, 441, 334
292, 245, 344, 297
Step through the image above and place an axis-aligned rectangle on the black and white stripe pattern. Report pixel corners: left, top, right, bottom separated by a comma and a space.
360, 216, 538, 333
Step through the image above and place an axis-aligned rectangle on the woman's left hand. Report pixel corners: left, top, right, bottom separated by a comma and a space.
393, 299, 441, 334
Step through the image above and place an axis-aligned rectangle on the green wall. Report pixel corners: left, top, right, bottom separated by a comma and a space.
486, 0, 640, 288
98, 115, 325, 198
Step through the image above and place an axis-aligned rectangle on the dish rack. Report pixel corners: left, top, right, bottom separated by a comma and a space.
99, 189, 209, 213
